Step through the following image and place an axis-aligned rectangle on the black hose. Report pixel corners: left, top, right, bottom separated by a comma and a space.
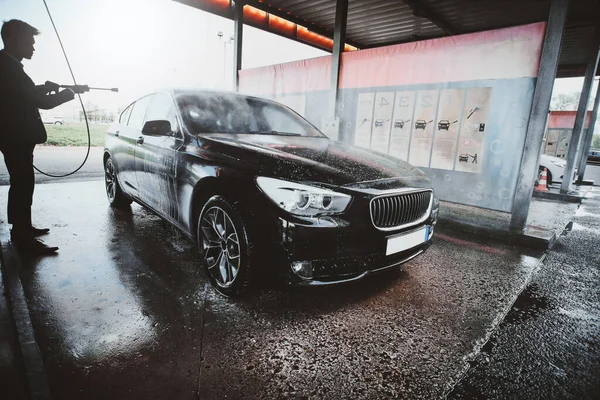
38, 0, 91, 178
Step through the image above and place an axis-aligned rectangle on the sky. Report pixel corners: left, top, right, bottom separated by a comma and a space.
0, 0, 597, 126
0, 0, 328, 118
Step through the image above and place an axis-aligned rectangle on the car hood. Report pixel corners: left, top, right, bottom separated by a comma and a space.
198, 134, 431, 190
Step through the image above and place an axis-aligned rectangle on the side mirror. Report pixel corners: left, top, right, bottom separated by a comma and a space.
142, 120, 172, 136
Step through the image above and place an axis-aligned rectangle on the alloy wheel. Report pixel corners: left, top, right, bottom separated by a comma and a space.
201, 206, 241, 287
105, 158, 117, 202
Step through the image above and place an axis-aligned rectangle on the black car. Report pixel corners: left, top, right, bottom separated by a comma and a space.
415, 119, 427, 129
438, 120, 450, 130
104, 90, 438, 295
394, 119, 409, 129
458, 154, 469, 162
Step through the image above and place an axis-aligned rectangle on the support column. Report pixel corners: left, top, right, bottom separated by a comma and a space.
328, 0, 349, 118
509, 0, 569, 234
233, 0, 244, 91
561, 26, 600, 193
577, 77, 600, 182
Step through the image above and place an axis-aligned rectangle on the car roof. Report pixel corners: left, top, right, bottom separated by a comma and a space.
159, 88, 271, 104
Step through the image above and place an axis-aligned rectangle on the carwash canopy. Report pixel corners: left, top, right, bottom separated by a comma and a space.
174, 0, 599, 234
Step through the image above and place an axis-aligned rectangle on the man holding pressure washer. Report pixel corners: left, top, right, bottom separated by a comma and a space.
0, 19, 88, 255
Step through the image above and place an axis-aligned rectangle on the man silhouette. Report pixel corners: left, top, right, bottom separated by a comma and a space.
0, 20, 87, 255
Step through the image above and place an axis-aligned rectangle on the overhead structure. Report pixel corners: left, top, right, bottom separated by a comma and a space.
175, 0, 599, 77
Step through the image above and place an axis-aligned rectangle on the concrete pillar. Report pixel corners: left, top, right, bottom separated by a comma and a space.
509, 0, 569, 233
233, 0, 244, 91
577, 77, 600, 182
328, 0, 349, 117
561, 27, 600, 193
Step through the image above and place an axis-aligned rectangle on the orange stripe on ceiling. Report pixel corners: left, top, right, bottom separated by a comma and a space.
240, 4, 355, 53
201, 0, 230, 12
243, 5, 268, 27
268, 15, 296, 37
297, 26, 333, 51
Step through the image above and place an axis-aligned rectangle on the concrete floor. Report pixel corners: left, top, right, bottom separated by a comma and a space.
450, 187, 600, 400
0, 180, 549, 399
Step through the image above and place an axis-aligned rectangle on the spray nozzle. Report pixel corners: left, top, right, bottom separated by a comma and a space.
59, 85, 119, 93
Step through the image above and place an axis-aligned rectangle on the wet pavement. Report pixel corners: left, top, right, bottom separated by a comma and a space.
0, 265, 28, 399
0, 180, 558, 399
450, 187, 600, 400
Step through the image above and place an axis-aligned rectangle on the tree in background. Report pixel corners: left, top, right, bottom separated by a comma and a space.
550, 92, 580, 111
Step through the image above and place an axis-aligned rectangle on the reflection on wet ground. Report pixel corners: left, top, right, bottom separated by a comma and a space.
0, 181, 545, 399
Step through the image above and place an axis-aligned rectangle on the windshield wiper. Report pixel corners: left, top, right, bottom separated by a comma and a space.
248, 130, 303, 137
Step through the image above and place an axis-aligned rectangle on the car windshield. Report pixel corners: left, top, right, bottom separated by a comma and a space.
176, 93, 325, 138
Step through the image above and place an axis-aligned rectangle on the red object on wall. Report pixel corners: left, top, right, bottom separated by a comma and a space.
548, 111, 592, 129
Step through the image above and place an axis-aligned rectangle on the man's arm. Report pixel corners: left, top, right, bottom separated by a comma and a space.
35, 84, 50, 95
6, 68, 75, 110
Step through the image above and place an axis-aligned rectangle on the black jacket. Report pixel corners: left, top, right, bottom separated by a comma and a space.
0, 50, 75, 146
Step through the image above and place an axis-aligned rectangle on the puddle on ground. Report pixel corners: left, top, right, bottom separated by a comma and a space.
502, 284, 553, 325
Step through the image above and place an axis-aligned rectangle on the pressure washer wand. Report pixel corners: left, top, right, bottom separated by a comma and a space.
60, 85, 119, 92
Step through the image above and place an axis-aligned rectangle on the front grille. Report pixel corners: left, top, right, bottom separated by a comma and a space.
370, 190, 432, 230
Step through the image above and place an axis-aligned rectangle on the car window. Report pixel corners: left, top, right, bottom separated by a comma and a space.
176, 93, 324, 137
128, 95, 153, 130
260, 106, 307, 135
145, 92, 179, 133
119, 104, 133, 126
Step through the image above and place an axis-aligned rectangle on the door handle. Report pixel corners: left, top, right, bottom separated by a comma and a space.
136, 136, 144, 145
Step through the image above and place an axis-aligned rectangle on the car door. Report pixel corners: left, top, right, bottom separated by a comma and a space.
134, 92, 183, 224
110, 101, 140, 197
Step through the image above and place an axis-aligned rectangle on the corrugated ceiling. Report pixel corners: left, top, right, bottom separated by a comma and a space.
176, 0, 600, 76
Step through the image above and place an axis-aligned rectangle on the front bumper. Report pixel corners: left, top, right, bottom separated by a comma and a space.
243, 193, 438, 286
294, 238, 433, 286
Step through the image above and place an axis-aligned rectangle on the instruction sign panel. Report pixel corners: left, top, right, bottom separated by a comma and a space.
370, 92, 395, 153
389, 91, 416, 161
430, 89, 464, 170
455, 87, 492, 173
354, 92, 375, 149
409, 90, 439, 168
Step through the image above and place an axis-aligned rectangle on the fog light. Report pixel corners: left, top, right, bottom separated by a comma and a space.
291, 261, 313, 280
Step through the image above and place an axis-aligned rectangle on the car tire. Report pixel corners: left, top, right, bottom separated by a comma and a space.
104, 156, 132, 208
197, 196, 252, 296
546, 170, 553, 185
54, 121, 62, 125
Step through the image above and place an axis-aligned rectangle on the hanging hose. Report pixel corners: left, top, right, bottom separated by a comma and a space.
38, 0, 91, 177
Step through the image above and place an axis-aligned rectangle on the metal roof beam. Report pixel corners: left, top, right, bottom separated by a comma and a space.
402, 0, 457, 35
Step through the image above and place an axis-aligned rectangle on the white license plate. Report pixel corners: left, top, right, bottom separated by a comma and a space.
386, 226, 429, 256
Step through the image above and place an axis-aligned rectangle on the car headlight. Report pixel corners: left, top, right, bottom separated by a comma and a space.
256, 177, 351, 216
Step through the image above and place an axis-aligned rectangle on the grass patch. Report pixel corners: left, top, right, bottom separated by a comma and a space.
44, 123, 108, 147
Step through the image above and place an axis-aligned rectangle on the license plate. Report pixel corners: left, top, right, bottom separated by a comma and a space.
386, 226, 429, 256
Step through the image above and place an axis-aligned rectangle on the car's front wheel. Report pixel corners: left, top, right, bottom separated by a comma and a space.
104, 156, 132, 208
197, 196, 252, 296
